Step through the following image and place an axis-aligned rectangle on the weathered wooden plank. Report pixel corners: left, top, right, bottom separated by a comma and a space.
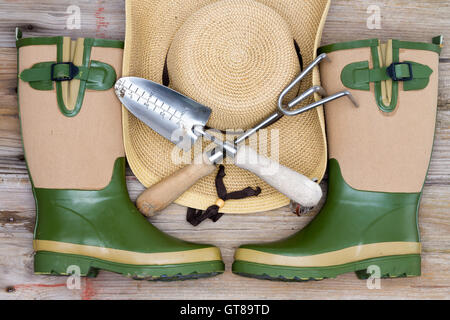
438, 60, 450, 110
0, 0, 449, 300
0, 0, 126, 48
0, 232, 448, 300
0, 47, 20, 158
322, 0, 450, 59
0, 0, 449, 58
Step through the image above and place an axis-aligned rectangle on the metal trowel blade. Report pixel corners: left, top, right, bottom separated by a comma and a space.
115, 77, 211, 151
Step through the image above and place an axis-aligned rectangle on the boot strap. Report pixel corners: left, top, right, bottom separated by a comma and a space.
341, 60, 433, 92
20, 60, 117, 91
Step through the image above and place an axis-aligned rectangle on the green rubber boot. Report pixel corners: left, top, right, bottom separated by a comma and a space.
233, 37, 442, 281
16, 32, 224, 280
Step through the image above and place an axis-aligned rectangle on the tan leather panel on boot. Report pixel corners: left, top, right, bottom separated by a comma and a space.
321, 47, 438, 193
19, 45, 125, 190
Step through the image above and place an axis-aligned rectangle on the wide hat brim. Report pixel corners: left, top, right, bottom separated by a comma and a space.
122, 0, 330, 213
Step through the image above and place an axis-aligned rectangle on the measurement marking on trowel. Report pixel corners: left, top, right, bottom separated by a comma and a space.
137, 91, 147, 103
117, 80, 186, 126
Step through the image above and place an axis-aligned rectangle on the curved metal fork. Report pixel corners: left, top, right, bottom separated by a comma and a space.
278, 53, 358, 117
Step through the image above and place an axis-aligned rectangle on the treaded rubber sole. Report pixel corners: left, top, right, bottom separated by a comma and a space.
34, 251, 224, 281
232, 254, 421, 282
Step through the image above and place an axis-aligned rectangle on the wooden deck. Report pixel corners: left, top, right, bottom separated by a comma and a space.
0, 0, 449, 300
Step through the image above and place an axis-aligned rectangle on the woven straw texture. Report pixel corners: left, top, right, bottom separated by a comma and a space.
123, 0, 330, 213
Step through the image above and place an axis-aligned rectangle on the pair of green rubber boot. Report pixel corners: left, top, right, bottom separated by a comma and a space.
17, 33, 441, 281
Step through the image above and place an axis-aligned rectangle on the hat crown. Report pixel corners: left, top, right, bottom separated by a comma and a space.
167, 0, 300, 130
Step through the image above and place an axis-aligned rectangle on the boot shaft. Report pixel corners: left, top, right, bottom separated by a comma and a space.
17, 35, 125, 190
318, 38, 441, 193
16, 34, 127, 244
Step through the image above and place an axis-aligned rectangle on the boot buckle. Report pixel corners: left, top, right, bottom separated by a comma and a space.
386, 62, 413, 81
50, 62, 80, 82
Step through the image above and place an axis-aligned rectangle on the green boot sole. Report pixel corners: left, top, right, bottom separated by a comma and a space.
232, 254, 421, 281
35, 251, 224, 281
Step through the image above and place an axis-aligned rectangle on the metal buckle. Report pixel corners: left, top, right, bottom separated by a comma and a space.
386, 62, 413, 81
278, 53, 358, 116
50, 62, 79, 82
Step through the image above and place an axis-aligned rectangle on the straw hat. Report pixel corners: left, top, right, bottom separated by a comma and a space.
123, 0, 330, 213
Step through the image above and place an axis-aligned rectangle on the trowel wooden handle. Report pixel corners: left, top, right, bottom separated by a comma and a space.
235, 146, 322, 207
136, 152, 216, 217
